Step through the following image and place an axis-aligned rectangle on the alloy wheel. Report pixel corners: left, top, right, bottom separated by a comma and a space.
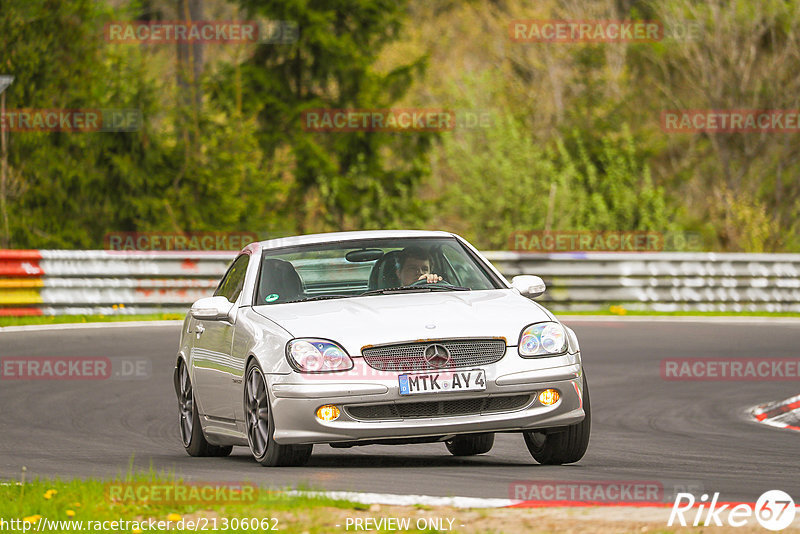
245, 366, 271, 458
178, 362, 193, 446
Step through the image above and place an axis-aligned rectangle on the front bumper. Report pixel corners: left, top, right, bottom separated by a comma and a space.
267, 350, 585, 445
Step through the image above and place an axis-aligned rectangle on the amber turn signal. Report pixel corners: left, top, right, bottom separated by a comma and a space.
316, 404, 340, 421
538, 389, 560, 405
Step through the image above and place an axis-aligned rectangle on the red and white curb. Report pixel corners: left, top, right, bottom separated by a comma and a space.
750, 394, 800, 432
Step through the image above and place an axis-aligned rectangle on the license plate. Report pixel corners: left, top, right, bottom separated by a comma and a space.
398, 369, 486, 395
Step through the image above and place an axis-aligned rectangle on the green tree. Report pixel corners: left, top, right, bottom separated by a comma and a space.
231, 0, 433, 232
0, 0, 283, 248
440, 111, 671, 250
0, 0, 165, 248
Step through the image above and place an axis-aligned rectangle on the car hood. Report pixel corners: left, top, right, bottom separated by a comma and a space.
253, 289, 554, 355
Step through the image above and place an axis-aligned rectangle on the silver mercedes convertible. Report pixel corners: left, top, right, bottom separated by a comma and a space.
174, 230, 590, 466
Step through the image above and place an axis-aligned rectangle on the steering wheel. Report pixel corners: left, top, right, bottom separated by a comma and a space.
409, 277, 450, 287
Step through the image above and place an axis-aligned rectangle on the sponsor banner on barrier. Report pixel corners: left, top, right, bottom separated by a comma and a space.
661, 358, 800, 381
0, 357, 151, 380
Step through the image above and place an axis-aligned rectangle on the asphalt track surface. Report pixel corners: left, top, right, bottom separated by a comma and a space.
1, 319, 798, 503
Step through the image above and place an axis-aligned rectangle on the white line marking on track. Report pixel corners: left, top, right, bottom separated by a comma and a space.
285, 490, 519, 508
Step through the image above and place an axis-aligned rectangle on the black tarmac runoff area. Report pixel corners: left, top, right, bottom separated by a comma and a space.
1, 318, 798, 502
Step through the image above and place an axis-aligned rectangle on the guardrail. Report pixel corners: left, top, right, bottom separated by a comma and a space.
1, 250, 799, 316
0, 250, 233, 316
488, 251, 800, 312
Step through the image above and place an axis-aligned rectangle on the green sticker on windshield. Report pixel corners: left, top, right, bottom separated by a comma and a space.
265, 293, 279, 303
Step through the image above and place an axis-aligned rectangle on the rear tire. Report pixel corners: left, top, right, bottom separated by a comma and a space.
445, 433, 495, 456
523, 374, 591, 465
245, 361, 313, 467
176, 359, 232, 457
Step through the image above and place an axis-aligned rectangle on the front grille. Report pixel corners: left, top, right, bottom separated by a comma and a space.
361, 338, 506, 372
346, 394, 533, 420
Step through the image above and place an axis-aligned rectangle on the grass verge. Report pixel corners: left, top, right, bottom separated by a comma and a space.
1, 474, 361, 534
0, 314, 184, 327
0, 474, 774, 533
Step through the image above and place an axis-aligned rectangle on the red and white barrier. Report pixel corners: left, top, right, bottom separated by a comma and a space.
0, 250, 234, 316
4, 249, 800, 316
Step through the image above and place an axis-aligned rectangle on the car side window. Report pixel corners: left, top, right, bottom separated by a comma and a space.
214, 255, 250, 303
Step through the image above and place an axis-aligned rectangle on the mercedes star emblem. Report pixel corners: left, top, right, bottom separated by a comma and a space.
423, 344, 452, 368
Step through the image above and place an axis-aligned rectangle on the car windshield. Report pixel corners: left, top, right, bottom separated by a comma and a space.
255, 237, 501, 304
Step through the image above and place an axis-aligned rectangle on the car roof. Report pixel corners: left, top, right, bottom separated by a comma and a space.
256, 230, 458, 251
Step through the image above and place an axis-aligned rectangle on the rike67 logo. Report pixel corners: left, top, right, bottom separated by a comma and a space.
669, 490, 796, 531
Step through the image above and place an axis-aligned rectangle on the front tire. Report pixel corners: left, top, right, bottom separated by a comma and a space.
176, 359, 232, 457
245, 361, 312, 467
523, 373, 591, 465
445, 433, 495, 456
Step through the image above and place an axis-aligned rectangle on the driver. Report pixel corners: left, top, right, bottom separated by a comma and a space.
396, 246, 443, 286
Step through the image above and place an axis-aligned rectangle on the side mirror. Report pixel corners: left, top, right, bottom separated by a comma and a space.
511, 275, 546, 299
190, 296, 234, 321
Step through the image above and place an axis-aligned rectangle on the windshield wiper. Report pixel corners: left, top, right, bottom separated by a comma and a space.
360, 284, 470, 297
284, 294, 353, 303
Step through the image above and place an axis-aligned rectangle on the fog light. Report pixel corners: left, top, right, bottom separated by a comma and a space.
539, 389, 560, 405
316, 404, 340, 421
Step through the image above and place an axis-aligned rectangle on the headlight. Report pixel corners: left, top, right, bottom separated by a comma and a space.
518, 322, 568, 357
286, 339, 354, 373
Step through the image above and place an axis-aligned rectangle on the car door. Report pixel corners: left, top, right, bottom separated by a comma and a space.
190, 254, 249, 421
